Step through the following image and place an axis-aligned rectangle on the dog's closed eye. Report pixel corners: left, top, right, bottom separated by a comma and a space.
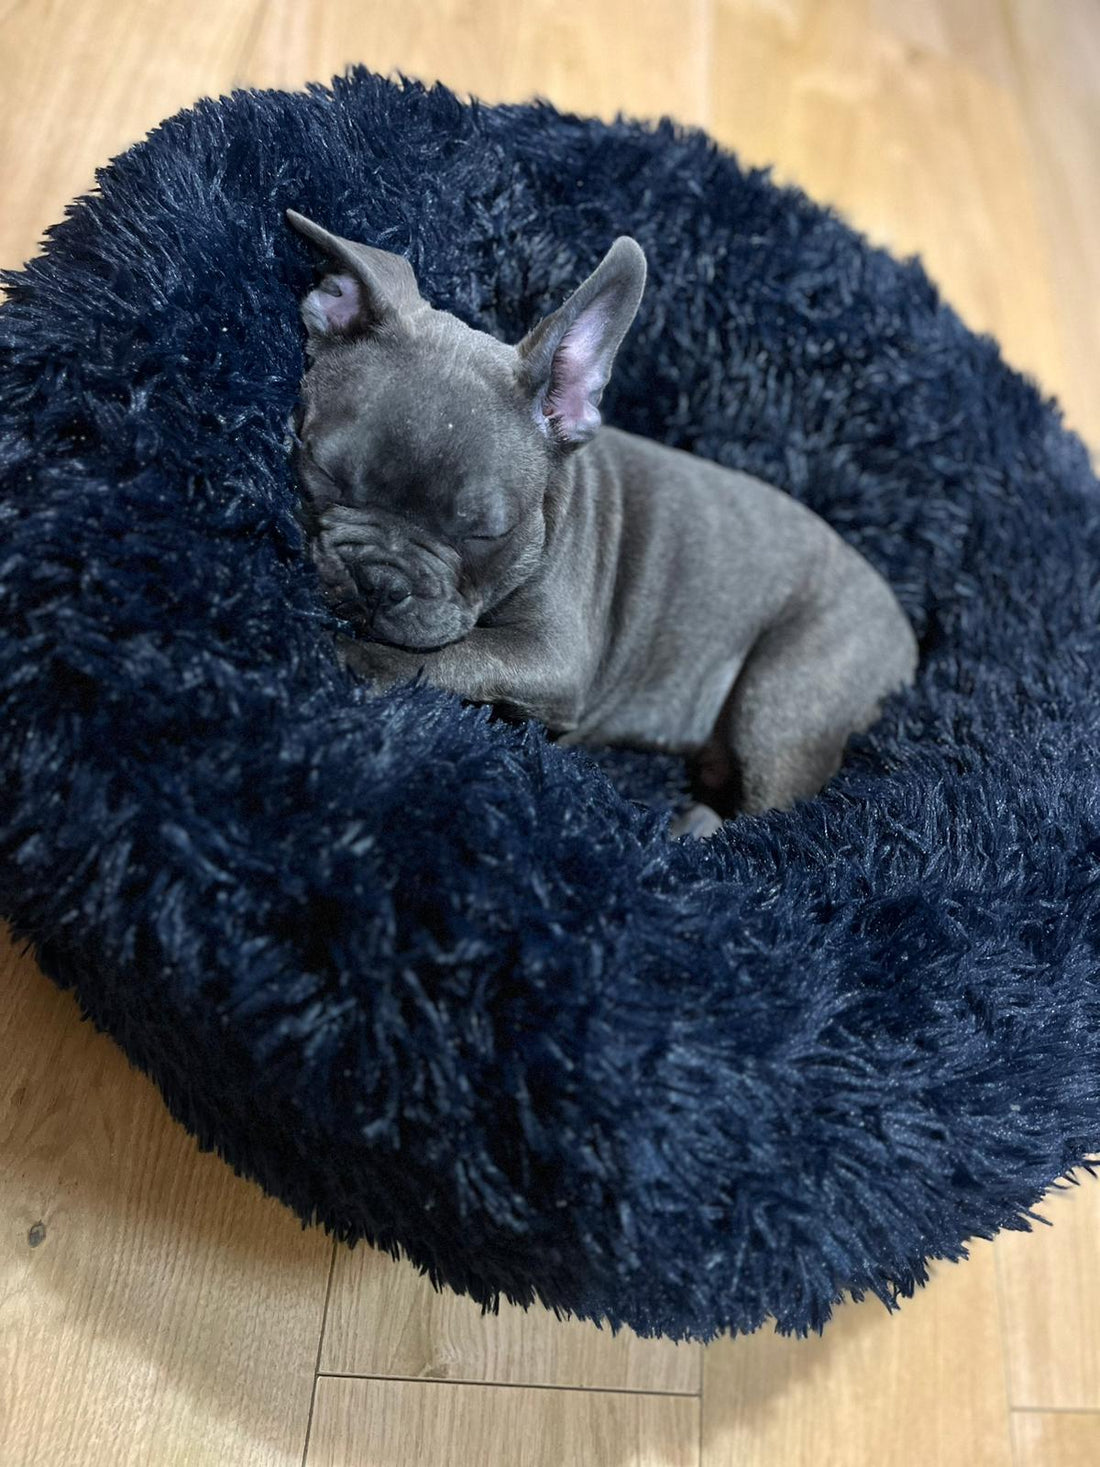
309, 454, 340, 485
294, 435, 342, 488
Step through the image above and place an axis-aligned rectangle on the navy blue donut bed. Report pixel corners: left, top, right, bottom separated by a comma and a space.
2, 68, 1099, 1342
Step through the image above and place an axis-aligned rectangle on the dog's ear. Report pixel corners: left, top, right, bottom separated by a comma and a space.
516, 237, 646, 447
287, 210, 425, 346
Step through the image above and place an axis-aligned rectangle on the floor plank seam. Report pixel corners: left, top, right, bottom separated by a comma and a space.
697, 1351, 705, 1467
315, 1371, 701, 1398
1011, 1407, 1100, 1416
301, 1240, 339, 1467
992, 1231, 1023, 1462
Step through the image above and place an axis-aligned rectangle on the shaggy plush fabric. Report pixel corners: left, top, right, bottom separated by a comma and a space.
2, 69, 1098, 1343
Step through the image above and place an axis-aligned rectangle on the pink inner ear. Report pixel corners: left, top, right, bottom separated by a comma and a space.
304, 273, 363, 335
545, 308, 609, 435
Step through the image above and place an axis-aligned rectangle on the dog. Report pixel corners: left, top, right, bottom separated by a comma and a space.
287, 210, 917, 835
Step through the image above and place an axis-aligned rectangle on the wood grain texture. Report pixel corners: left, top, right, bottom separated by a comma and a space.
0, 0, 263, 269
707, 0, 1095, 451
1002, 0, 1100, 458
322, 1238, 701, 1392
877, 0, 1017, 90
701, 1244, 1013, 1467
243, 0, 710, 127
1011, 1411, 1100, 1467
307, 1376, 701, 1467
0, 930, 332, 1467
995, 1171, 1100, 1410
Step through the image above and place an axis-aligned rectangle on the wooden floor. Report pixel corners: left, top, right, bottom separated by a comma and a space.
1, 2, 1098, 1463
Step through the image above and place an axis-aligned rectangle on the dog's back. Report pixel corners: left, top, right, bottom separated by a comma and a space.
549, 427, 916, 767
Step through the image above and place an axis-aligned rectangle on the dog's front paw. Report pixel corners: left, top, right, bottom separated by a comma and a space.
336, 634, 426, 688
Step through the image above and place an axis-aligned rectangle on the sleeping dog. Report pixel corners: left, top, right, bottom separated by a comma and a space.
287, 211, 917, 835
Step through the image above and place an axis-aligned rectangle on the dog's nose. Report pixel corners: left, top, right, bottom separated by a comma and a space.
353, 562, 413, 607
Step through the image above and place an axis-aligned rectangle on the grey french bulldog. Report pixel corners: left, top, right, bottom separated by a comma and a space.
286, 209, 917, 836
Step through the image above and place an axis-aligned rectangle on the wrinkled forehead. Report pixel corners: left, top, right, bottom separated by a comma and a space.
302, 346, 533, 525
311, 381, 511, 493
304, 317, 521, 454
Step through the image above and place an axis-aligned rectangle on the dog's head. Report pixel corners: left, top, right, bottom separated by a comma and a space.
287, 210, 645, 649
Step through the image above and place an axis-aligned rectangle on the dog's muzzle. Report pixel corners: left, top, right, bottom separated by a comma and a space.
314, 545, 474, 651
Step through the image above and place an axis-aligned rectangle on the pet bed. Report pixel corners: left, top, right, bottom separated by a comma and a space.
1, 69, 1098, 1341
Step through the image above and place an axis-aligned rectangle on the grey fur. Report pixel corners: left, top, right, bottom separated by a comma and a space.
287, 211, 918, 828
